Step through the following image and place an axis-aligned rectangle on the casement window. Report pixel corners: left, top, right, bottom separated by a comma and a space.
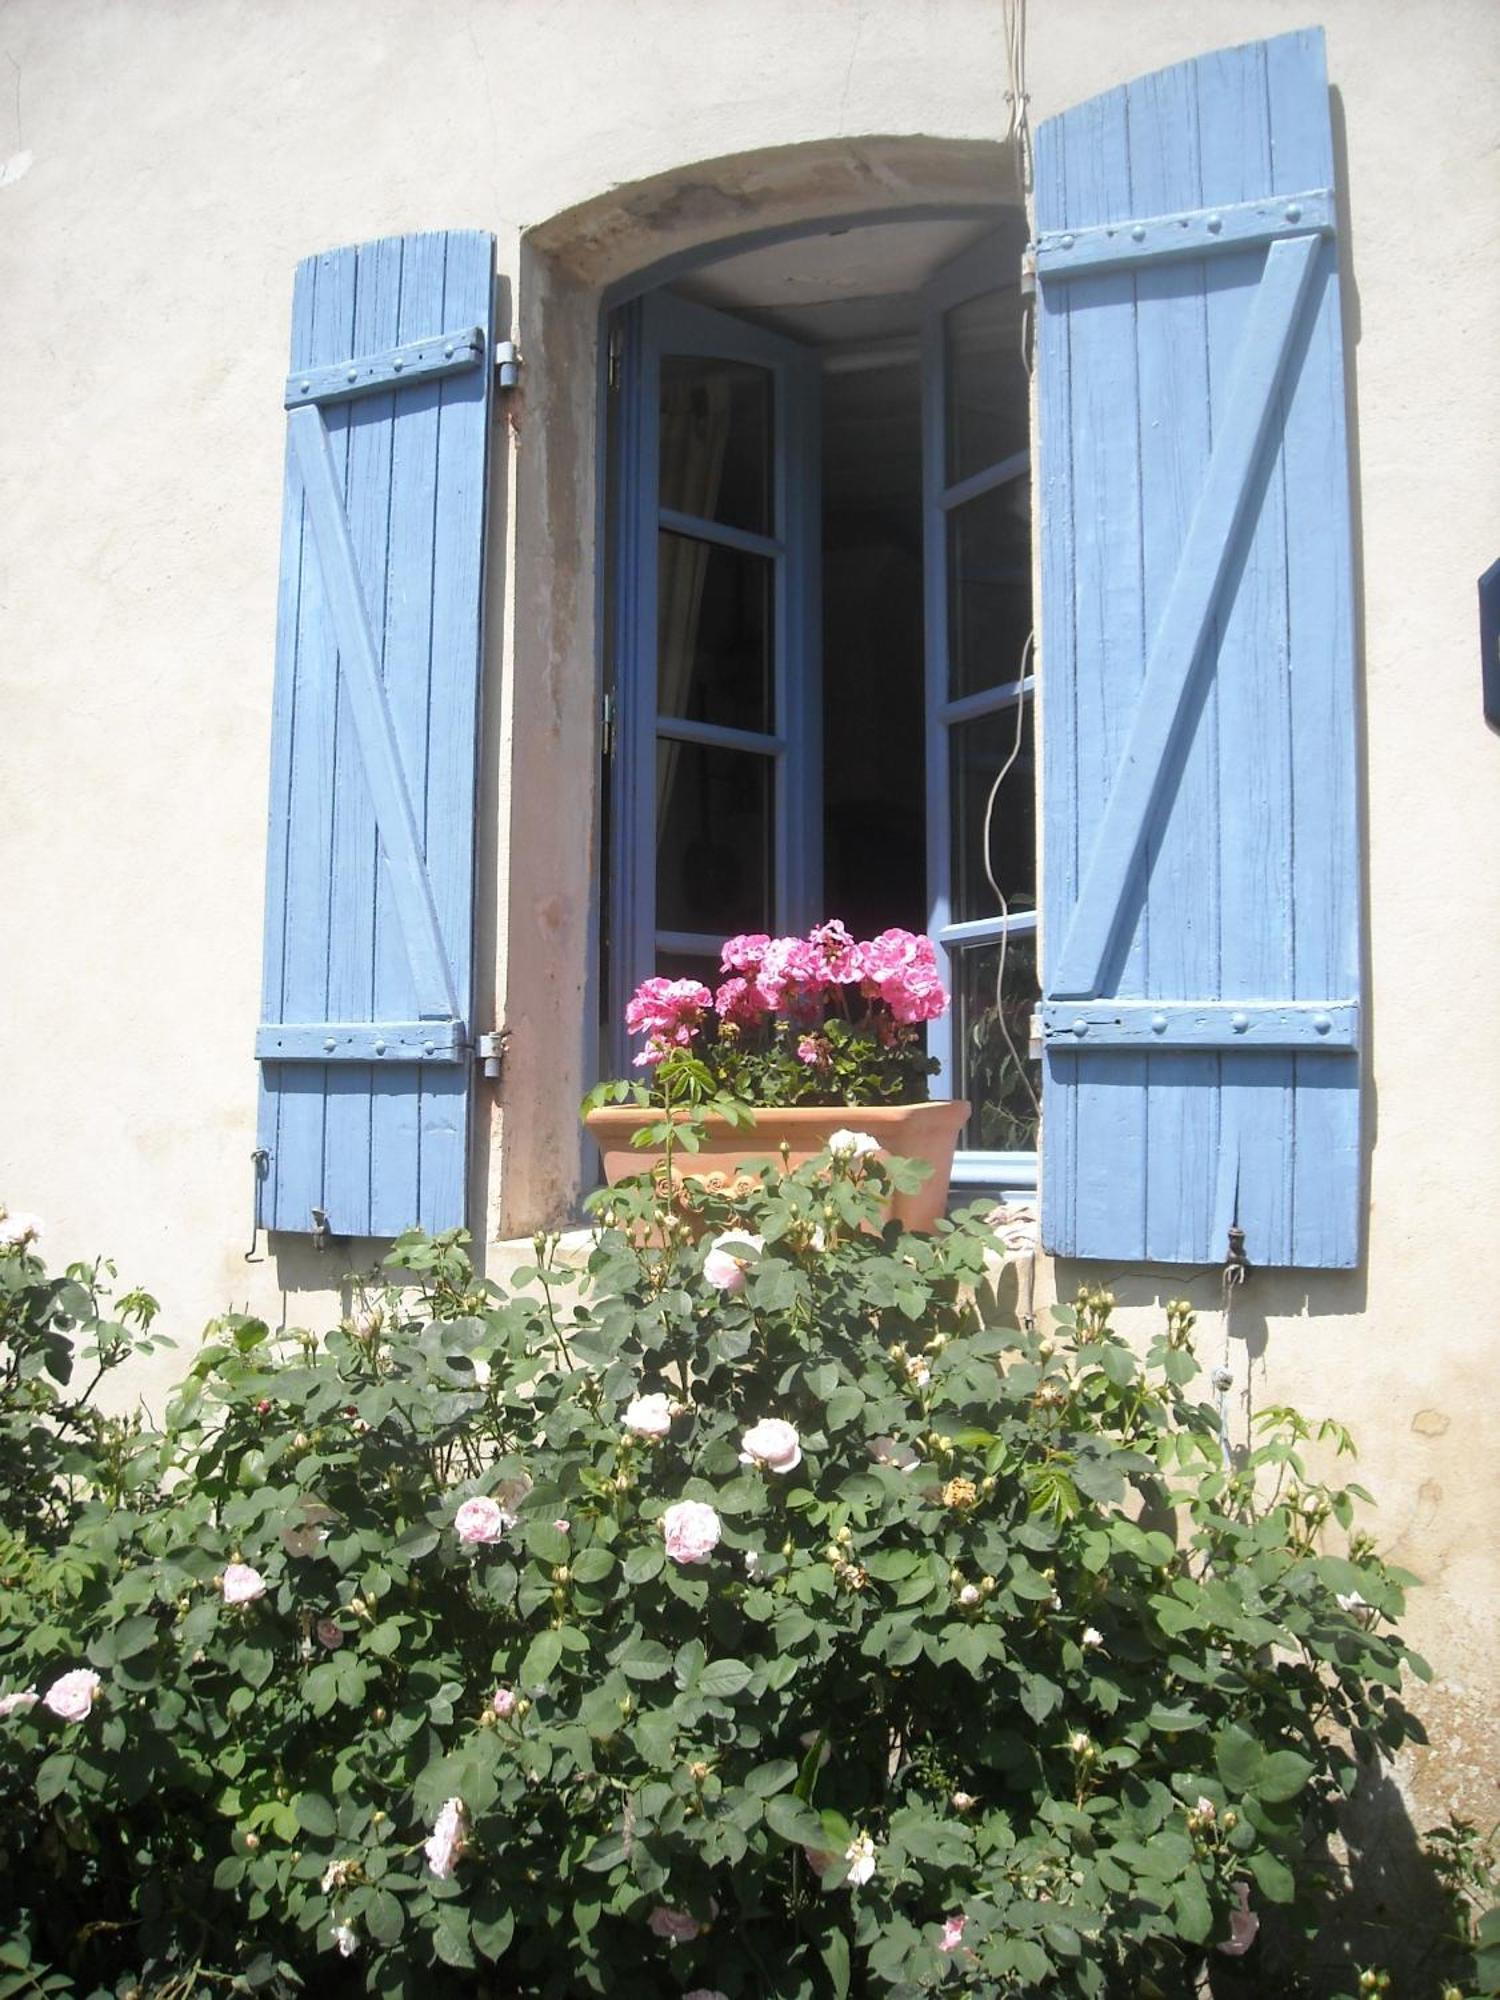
601, 224, 1041, 1197
254, 27, 1361, 1269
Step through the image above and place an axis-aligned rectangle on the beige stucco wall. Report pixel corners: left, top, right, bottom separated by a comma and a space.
2, 0, 1497, 1836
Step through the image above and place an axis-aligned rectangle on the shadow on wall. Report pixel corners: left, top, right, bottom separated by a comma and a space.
260, 1232, 395, 1324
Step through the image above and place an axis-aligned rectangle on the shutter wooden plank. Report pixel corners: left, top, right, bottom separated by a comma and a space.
258, 231, 493, 1238
1056, 74, 1149, 1256
323, 234, 402, 1234
1036, 31, 1361, 1267
272, 247, 357, 1232
1269, 31, 1361, 1266
371, 231, 445, 1235
415, 232, 493, 1232
1131, 50, 1220, 1264
1200, 40, 1295, 1266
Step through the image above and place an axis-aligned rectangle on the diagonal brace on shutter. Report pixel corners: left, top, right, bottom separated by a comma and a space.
287, 402, 462, 1026
1049, 232, 1323, 1000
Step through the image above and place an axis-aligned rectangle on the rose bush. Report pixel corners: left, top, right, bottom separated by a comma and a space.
0, 1170, 1477, 2000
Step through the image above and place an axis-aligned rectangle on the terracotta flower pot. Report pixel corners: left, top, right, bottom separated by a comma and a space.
584, 1099, 971, 1233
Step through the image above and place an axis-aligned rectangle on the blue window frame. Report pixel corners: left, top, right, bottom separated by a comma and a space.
920, 232, 1039, 1192
604, 290, 821, 1071
604, 232, 1038, 1194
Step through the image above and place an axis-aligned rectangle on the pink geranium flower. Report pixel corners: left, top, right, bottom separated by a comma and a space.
625, 978, 712, 1064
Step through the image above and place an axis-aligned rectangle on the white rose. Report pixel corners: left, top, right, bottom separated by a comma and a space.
739, 1417, 802, 1474
826, 1129, 880, 1160
844, 1830, 877, 1886
221, 1562, 268, 1604
42, 1669, 101, 1722
0, 1210, 43, 1249
622, 1392, 674, 1439
424, 1796, 468, 1879
1081, 1626, 1104, 1648
333, 1922, 359, 1958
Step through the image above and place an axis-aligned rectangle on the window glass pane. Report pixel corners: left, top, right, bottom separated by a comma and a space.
657, 531, 772, 732
947, 476, 1031, 699
656, 950, 720, 986
660, 355, 772, 534
955, 933, 1040, 1154
950, 699, 1035, 923
656, 740, 773, 938
944, 287, 1029, 486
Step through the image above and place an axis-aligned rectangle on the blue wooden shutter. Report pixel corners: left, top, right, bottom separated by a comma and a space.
256, 231, 494, 1237
1035, 30, 1360, 1268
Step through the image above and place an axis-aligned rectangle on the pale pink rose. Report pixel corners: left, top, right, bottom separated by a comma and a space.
622, 1392, 674, 1439
315, 1618, 344, 1651
553, 1518, 571, 1535
424, 1796, 468, 1879
703, 1231, 763, 1292
938, 1913, 967, 1953
647, 1906, 701, 1943
454, 1496, 512, 1545
739, 1417, 802, 1474
221, 1562, 267, 1605
0, 1687, 38, 1717
662, 1500, 721, 1566
42, 1668, 101, 1722
683, 1991, 729, 2000
958, 1583, 981, 1607
492, 1686, 519, 1719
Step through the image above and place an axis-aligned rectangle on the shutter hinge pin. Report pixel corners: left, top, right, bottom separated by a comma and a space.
607, 320, 624, 392
601, 688, 616, 760
495, 339, 521, 390
477, 1028, 510, 1081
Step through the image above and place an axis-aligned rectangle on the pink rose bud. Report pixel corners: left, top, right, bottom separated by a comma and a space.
315, 1618, 344, 1651
492, 1686, 519, 1719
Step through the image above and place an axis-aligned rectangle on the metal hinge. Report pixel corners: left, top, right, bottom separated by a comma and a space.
476, 1028, 510, 1080
494, 339, 521, 390
1019, 246, 1037, 300
601, 688, 616, 759
607, 320, 624, 392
